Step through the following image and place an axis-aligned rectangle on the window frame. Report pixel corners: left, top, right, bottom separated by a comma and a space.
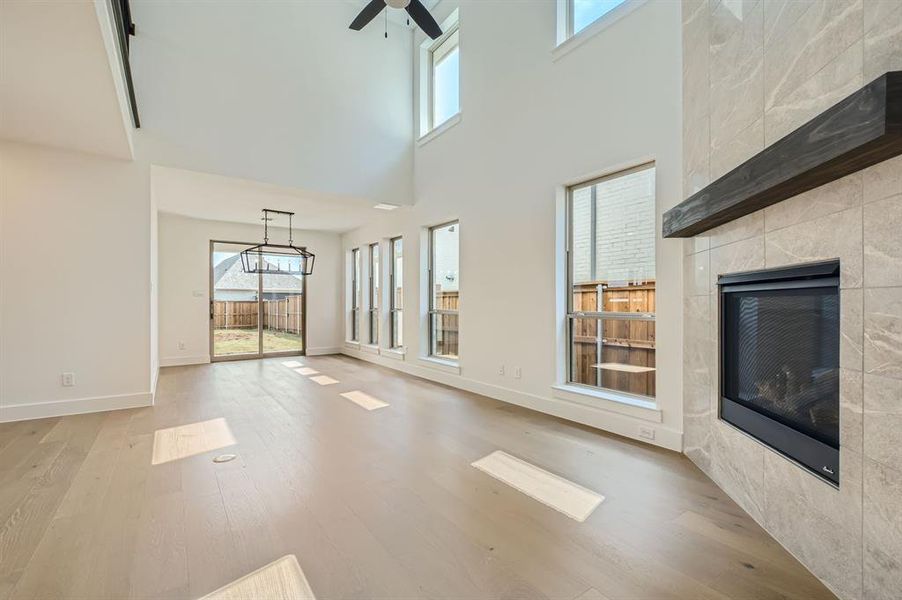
565, 162, 656, 398
554, 0, 644, 54
428, 220, 459, 361
368, 242, 380, 345
350, 247, 361, 342
428, 28, 459, 132
419, 9, 460, 138
389, 237, 403, 349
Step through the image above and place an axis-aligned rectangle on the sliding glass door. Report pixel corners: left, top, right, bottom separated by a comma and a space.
210, 241, 305, 361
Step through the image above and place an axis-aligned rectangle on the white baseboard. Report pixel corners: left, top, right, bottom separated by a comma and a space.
0, 391, 153, 423
160, 355, 210, 367
341, 349, 683, 452
306, 346, 341, 356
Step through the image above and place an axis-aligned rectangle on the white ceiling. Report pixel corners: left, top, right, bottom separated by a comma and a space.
153, 166, 394, 233
0, 0, 133, 159
131, 0, 415, 206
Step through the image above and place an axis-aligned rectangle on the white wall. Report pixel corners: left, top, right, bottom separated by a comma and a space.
158, 213, 343, 366
341, 0, 684, 449
130, 0, 414, 206
0, 140, 152, 421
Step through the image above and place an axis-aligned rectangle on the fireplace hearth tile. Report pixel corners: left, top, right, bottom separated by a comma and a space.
709, 236, 765, 293
763, 452, 864, 600
864, 287, 902, 380
711, 422, 766, 523
863, 154, 902, 205
765, 206, 863, 288
863, 459, 902, 599
841, 289, 864, 372
863, 373, 902, 469
764, 171, 862, 233
763, 445, 863, 538
683, 295, 714, 390
840, 368, 864, 454
683, 250, 710, 297
708, 212, 764, 249
864, 194, 902, 287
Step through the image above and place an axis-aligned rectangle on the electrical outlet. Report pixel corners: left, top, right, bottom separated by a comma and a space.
61, 372, 75, 387
514, 367, 522, 379
178, 341, 186, 350
498, 365, 505, 376
638, 426, 655, 441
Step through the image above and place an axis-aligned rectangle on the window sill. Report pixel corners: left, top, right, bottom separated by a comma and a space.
361, 344, 380, 355
417, 113, 462, 147
418, 356, 461, 374
383, 347, 406, 361
551, 384, 661, 423
552, 0, 647, 63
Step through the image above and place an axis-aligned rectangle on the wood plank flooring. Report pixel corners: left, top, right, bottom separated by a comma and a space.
0, 356, 836, 599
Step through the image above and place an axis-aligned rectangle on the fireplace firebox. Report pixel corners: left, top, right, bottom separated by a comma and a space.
718, 261, 840, 485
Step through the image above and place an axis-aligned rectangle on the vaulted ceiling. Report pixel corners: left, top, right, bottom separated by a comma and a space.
0, 0, 134, 159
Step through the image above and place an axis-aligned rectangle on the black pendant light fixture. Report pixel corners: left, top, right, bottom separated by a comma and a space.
240, 209, 315, 276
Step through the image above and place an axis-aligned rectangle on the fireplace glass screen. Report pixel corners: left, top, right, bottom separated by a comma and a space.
722, 288, 839, 446
719, 261, 840, 484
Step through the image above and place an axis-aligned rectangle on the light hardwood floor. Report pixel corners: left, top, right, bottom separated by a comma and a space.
0, 356, 835, 599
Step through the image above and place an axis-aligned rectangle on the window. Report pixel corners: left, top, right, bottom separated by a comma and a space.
429, 222, 459, 360
567, 163, 655, 399
350, 248, 361, 342
390, 237, 404, 349
368, 243, 379, 345
420, 10, 459, 137
557, 0, 630, 46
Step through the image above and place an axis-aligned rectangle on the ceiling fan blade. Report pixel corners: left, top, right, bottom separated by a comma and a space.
406, 0, 442, 39
350, 0, 386, 31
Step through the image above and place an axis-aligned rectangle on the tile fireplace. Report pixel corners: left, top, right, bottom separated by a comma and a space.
719, 261, 840, 485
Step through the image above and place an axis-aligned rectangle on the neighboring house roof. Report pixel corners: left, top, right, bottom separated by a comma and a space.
213, 254, 302, 291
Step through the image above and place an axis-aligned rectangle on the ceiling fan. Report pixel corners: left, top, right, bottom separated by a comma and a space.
350, 0, 443, 40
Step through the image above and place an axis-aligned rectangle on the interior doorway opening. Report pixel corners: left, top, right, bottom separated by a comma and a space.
210, 240, 306, 361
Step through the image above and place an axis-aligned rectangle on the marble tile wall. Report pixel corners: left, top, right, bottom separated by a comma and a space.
681, 2, 902, 598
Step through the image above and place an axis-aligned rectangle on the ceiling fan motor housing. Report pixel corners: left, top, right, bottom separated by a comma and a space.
386, 0, 411, 8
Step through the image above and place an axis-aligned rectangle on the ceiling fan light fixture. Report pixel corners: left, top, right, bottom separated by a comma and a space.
349, 0, 442, 39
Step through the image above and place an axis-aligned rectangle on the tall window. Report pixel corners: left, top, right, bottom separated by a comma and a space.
561, 0, 627, 41
567, 163, 655, 398
390, 237, 404, 349
368, 243, 380, 345
431, 29, 459, 128
420, 12, 459, 136
350, 248, 361, 342
429, 222, 459, 360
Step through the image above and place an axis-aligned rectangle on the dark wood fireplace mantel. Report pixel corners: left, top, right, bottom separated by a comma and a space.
663, 71, 902, 238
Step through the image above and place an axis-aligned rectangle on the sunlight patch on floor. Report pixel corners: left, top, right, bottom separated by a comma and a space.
340, 390, 389, 411
282, 360, 304, 368
200, 555, 316, 600
471, 450, 604, 522
309, 375, 338, 386
151, 417, 236, 465
295, 367, 319, 376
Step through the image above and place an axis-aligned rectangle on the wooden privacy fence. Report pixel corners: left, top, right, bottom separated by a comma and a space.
434, 291, 459, 356
213, 297, 303, 334
571, 282, 656, 398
